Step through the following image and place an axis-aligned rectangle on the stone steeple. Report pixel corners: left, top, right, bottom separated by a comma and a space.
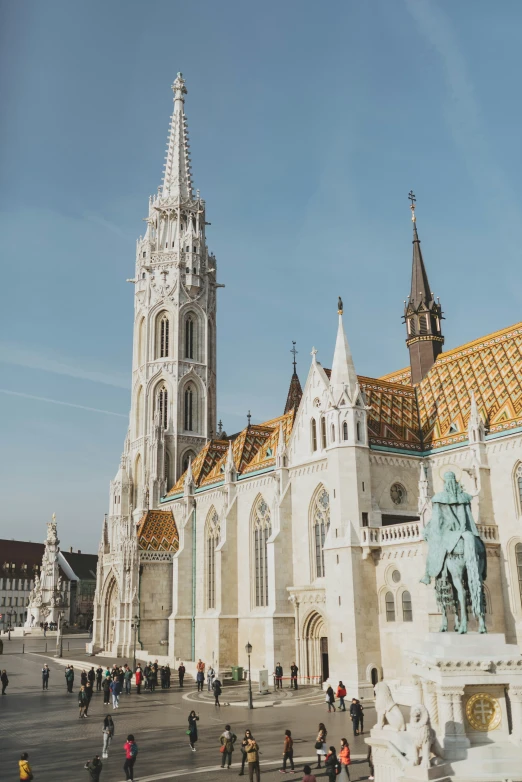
403, 193, 444, 384
284, 342, 303, 414
162, 73, 193, 201
330, 297, 358, 403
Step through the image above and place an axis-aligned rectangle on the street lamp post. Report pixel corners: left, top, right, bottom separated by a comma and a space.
6, 610, 15, 641
132, 615, 140, 672
55, 610, 64, 658
245, 641, 253, 710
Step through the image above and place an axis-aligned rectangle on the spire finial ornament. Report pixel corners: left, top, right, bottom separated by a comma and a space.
338, 296, 343, 315
247, 410, 252, 428
290, 341, 298, 373
408, 190, 416, 222
172, 72, 187, 102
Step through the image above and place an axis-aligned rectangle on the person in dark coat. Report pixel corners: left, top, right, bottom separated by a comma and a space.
212, 677, 222, 707
290, 662, 298, 689
274, 662, 283, 689
88, 667, 96, 686
178, 663, 185, 688
165, 664, 171, 688
102, 676, 111, 705
65, 665, 75, 693
96, 667, 103, 691
79, 685, 89, 718
349, 699, 362, 736
325, 747, 339, 782
42, 664, 50, 690
326, 685, 335, 713
1, 669, 8, 695
85, 681, 93, 715
84, 755, 103, 781
187, 710, 199, 751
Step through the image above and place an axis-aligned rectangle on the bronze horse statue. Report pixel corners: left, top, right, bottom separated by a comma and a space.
421, 471, 487, 634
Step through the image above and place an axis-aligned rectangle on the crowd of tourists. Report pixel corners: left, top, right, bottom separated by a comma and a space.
10, 657, 375, 781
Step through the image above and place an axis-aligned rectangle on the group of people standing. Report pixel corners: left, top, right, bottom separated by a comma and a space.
324, 683, 364, 734
273, 662, 299, 689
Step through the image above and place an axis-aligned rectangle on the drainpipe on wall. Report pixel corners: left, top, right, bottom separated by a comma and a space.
191, 504, 196, 661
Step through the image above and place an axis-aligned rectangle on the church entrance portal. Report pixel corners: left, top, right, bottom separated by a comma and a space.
103, 578, 118, 652
303, 611, 328, 684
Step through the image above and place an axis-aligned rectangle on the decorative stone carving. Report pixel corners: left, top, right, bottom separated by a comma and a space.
406, 704, 441, 768
374, 682, 406, 731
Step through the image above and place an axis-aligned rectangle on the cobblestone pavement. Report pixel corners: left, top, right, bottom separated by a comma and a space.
0, 650, 375, 782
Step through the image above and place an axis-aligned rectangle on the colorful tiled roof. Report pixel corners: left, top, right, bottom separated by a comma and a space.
166, 439, 230, 496
137, 510, 179, 551
359, 376, 422, 452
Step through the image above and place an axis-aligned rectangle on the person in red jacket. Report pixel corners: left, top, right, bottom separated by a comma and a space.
134, 665, 143, 694
123, 734, 138, 781
336, 681, 347, 711
338, 738, 351, 780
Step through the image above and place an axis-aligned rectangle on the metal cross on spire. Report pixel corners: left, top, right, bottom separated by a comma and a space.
408, 190, 416, 222
290, 341, 298, 373
247, 410, 251, 427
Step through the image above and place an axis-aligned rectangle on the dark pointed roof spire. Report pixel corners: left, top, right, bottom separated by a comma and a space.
408, 191, 433, 309
284, 341, 303, 414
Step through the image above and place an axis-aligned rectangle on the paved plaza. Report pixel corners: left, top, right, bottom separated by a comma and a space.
1, 644, 375, 781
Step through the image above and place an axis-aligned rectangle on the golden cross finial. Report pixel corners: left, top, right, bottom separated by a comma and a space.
408, 190, 416, 222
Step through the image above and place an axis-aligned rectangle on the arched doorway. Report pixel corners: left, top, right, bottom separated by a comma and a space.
303, 610, 328, 684
103, 577, 118, 651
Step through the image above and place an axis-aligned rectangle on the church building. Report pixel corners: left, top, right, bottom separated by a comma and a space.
92, 75, 522, 696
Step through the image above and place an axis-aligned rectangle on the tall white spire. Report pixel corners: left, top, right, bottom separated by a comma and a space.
330, 299, 358, 402
162, 72, 193, 200
468, 391, 485, 443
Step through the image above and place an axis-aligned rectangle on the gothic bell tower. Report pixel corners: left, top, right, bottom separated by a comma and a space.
117, 73, 221, 521
403, 192, 444, 385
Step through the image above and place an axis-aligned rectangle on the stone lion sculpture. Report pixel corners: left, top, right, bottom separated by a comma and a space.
374, 682, 406, 731
406, 704, 439, 768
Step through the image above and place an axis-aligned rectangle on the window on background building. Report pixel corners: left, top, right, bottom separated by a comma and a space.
313, 487, 330, 579
343, 421, 348, 440
390, 483, 406, 505
185, 316, 194, 359
159, 314, 169, 358
321, 417, 327, 449
157, 385, 168, 430
311, 419, 318, 452
385, 591, 395, 622
402, 591, 413, 621
206, 509, 220, 610
184, 386, 194, 431
253, 497, 272, 607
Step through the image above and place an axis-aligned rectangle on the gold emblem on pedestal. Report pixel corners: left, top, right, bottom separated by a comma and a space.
465, 693, 501, 731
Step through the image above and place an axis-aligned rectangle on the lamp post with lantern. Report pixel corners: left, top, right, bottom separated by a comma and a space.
245, 641, 253, 709
132, 615, 140, 672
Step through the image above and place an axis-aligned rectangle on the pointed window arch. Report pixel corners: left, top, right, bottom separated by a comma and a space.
321, 417, 327, 449
402, 590, 413, 621
206, 508, 220, 610
515, 543, 522, 607
252, 497, 271, 607
184, 385, 194, 431
311, 486, 330, 579
331, 424, 335, 443
135, 386, 143, 437
356, 421, 361, 442
154, 312, 169, 359
185, 316, 195, 359
137, 317, 145, 365
385, 591, 395, 622
343, 421, 348, 441
516, 463, 522, 515
157, 384, 168, 430
311, 419, 318, 452
164, 450, 170, 486
182, 451, 196, 474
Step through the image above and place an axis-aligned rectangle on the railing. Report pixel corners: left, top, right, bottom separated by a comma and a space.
361, 521, 499, 547
477, 524, 499, 541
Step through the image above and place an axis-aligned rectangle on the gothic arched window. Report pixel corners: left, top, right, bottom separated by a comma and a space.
157, 385, 168, 430
516, 464, 522, 514
164, 450, 170, 486
312, 487, 330, 579
182, 451, 196, 474
184, 385, 194, 431
185, 316, 194, 359
206, 508, 220, 610
343, 421, 348, 441
135, 386, 143, 437
311, 419, 318, 452
132, 454, 142, 509
160, 313, 169, 358
516, 543, 522, 607
253, 497, 271, 607
331, 424, 335, 443
402, 590, 413, 621
385, 591, 395, 622
321, 417, 327, 449
137, 317, 145, 366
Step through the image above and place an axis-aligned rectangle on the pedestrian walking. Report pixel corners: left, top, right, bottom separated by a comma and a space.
349, 699, 361, 736
84, 755, 103, 781
207, 665, 215, 691
96, 667, 103, 691
178, 662, 185, 688
314, 723, 327, 769
149, 664, 157, 693
245, 735, 261, 782
81, 669, 88, 687
166, 663, 171, 688
160, 666, 167, 690
338, 739, 351, 780
102, 715, 115, 758
290, 662, 298, 689
123, 734, 138, 781
274, 662, 283, 689
302, 764, 317, 782
220, 723, 237, 769
326, 685, 335, 713
102, 676, 111, 705
143, 664, 150, 690
65, 665, 74, 693
325, 747, 339, 782
124, 667, 132, 695
238, 730, 253, 776
280, 728, 295, 773
88, 667, 96, 687
85, 681, 93, 715
367, 745, 374, 780
18, 752, 33, 781
336, 682, 347, 711
42, 664, 50, 690
187, 710, 199, 751
1, 669, 9, 695
110, 676, 122, 709
134, 665, 142, 694
196, 659, 205, 692
358, 700, 365, 734
118, 667, 125, 687
213, 676, 222, 707
79, 685, 89, 719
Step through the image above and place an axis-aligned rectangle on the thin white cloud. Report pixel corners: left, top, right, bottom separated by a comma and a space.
0, 343, 130, 389
83, 212, 130, 240
0, 389, 127, 418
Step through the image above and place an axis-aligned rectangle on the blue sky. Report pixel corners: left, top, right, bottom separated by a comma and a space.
1, 0, 521, 552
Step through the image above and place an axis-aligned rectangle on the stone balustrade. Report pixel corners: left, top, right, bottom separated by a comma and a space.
361, 521, 499, 548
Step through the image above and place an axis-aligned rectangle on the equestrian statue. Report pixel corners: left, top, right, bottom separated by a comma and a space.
421, 470, 487, 634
